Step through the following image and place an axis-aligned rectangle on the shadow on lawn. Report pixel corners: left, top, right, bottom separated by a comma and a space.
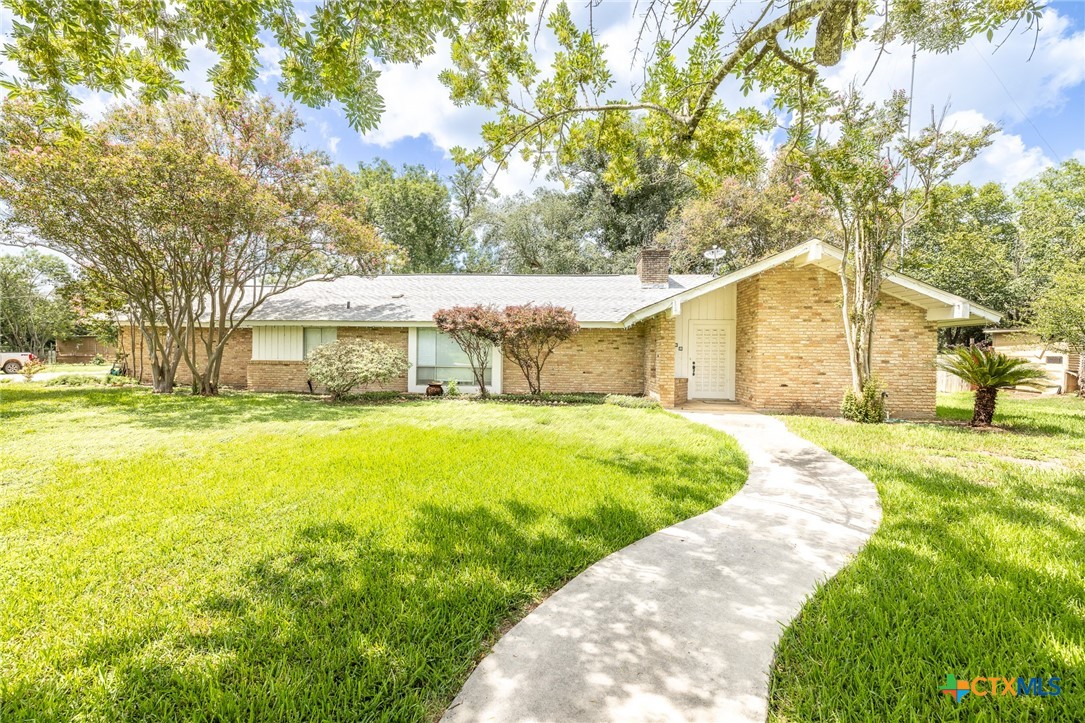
768, 455, 1085, 722
3, 454, 741, 722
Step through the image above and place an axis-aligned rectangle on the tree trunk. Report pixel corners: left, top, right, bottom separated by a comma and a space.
1078, 354, 1084, 397
971, 387, 998, 426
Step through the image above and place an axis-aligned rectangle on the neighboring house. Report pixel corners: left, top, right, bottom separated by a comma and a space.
120, 239, 999, 418
986, 328, 1081, 395
55, 335, 116, 364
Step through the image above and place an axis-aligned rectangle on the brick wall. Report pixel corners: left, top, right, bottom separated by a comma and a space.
734, 263, 938, 418
118, 326, 251, 389
247, 360, 312, 392
501, 327, 645, 395
337, 327, 410, 392
638, 314, 678, 406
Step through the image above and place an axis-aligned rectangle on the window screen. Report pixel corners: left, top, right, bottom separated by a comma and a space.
416, 328, 491, 385
303, 327, 337, 359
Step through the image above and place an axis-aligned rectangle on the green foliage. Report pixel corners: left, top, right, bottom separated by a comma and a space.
0, 0, 466, 132
468, 189, 619, 273
1014, 159, 1085, 294
903, 183, 1023, 323
354, 161, 464, 272
445, 379, 459, 397
658, 168, 836, 273
936, 346, 1047, 391
92, 353, 106, 365
0, 386, 746, 721
840, 377, 887, 423
305, 339, 410, 402
1031, 266, 1085, 358
564, 138, 695, 254
604, 394, 661, 409
44, 374, 103, 387
443, 0, 1036, 188
0, 249, 75, 357
44, 373, 139, 387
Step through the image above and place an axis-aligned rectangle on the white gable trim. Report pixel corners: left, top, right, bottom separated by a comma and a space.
620, 239, 1001, 328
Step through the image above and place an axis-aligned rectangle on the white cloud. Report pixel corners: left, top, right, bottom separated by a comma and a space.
824, 9, 1085, 126
364, 39, 492, 153
941, 109, 1075, 188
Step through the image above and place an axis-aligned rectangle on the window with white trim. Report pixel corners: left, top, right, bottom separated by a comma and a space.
415, 328, 491, 385
303, 327, 337, 359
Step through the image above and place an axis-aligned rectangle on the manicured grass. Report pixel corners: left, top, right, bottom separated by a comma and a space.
770, 393, 1085, 721
0, 386, 745, 721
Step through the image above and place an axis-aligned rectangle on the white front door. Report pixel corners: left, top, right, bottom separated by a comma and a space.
689, 320, 735, 400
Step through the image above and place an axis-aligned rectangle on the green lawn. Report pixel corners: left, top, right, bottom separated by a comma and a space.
770, 393, 1085, 721
0, 386, 745, 722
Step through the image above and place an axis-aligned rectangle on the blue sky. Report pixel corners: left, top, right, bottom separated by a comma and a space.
278, 1, 1085, 194
8, 1, 1085, 194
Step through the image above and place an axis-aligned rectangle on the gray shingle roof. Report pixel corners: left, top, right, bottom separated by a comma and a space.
249, 274, 714, 325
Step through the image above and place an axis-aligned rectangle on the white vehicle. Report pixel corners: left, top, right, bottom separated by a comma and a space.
1, 352, 37, 374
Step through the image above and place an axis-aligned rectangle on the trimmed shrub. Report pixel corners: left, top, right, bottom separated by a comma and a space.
44, 374, 141, 387
840, 377, 887, 423
499, 304, 579, 395
306, 339, 409, 402
102, 375, 141, 387
604, 394, 661, 409
45, 374, 102, 387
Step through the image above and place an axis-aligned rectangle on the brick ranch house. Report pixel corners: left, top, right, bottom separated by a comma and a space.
122, 239, 999, 418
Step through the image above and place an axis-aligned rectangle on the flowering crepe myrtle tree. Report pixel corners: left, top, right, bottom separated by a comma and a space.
433, 305, 504, 397
787, 88, 995, 401
499, 304, 579, 395
0, 95, 391, 395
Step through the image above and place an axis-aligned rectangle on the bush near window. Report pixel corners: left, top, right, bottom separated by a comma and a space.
433, 305, 503, 396
840, 376, 886, 423
306, 339, 409, 402
499, 304, 579, 395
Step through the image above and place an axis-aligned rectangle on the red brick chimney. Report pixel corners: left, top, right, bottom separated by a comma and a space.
636, 248, 671, 288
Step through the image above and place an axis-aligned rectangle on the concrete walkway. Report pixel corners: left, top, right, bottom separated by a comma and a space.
442, 409, 881, 723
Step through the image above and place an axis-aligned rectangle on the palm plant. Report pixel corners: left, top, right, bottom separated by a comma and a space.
937, 346, 1047, 426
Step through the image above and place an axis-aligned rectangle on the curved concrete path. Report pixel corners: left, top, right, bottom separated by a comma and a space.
442, 409, 881, 723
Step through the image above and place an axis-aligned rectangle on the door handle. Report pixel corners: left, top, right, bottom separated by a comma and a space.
691, 361, 696, 376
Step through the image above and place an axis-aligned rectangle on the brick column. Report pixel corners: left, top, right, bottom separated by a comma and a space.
656, 315, 678, 407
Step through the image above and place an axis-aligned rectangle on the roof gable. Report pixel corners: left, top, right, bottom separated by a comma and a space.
620, 240, 1001, 328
